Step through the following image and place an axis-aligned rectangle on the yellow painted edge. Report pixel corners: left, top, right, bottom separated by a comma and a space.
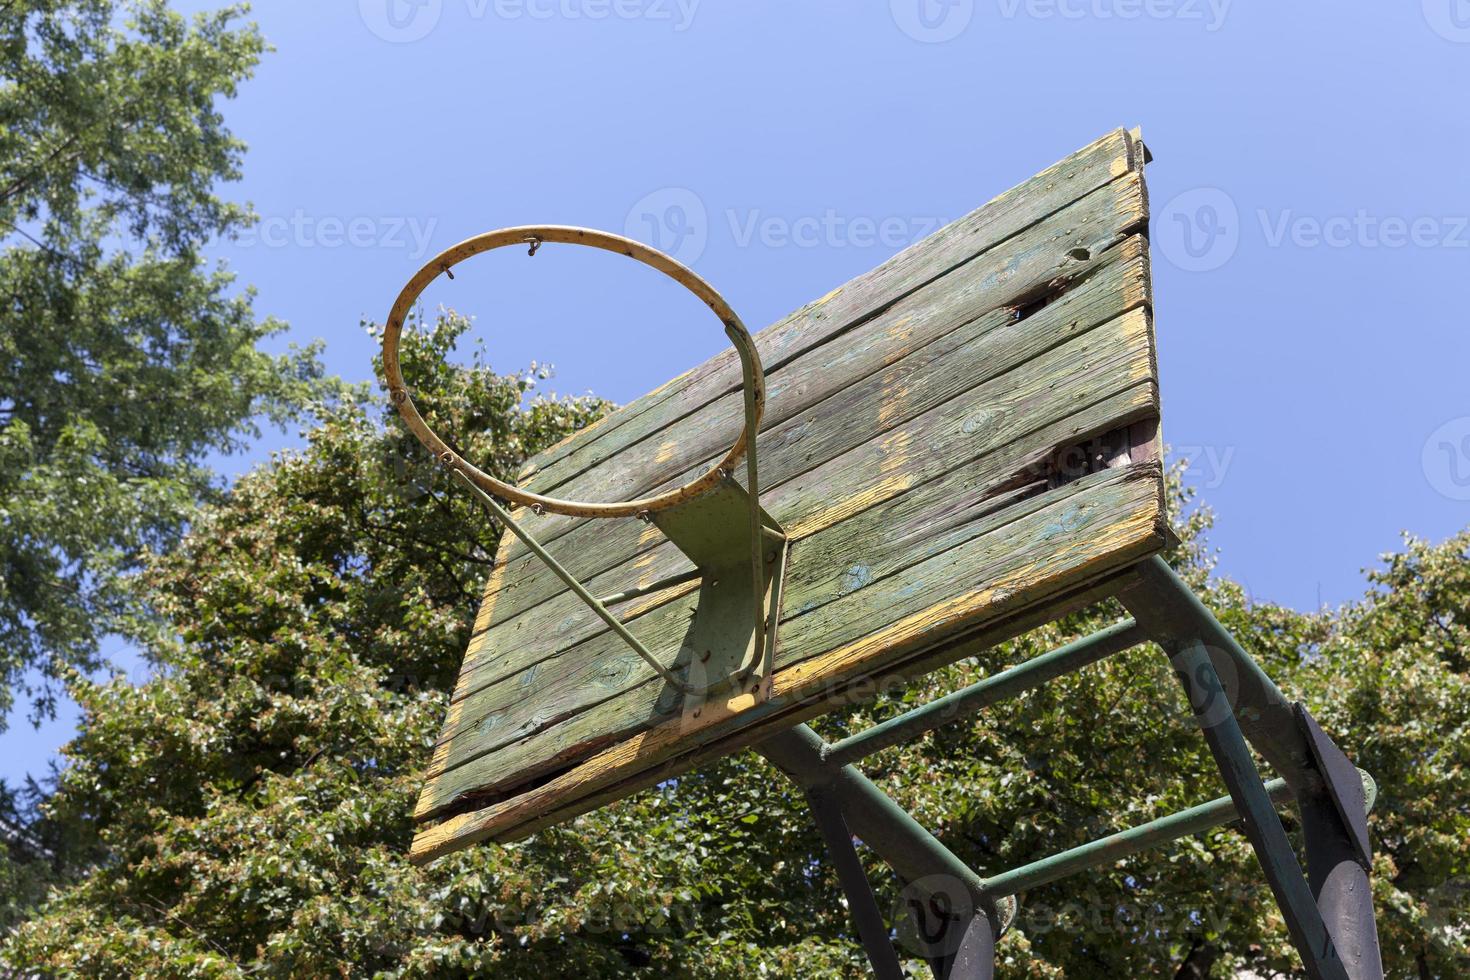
410, 476, 1164, 860
432, 300, 1158, 757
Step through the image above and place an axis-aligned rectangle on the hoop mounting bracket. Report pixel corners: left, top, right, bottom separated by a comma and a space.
651, 477, 787, 711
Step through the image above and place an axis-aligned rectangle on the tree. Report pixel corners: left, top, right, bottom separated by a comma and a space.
2, 312, 1466, 975
0, 0, 328, 727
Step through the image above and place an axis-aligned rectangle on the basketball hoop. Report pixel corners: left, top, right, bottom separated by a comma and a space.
381, 226, 786, 701
381, 225, 765, 518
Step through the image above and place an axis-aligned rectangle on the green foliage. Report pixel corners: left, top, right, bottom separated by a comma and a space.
2, 7, 1460, 976
0, 0, 330, 725
3, 306, 1465, 976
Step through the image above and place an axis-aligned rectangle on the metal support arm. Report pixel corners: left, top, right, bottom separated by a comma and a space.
823, 619, 1145, 767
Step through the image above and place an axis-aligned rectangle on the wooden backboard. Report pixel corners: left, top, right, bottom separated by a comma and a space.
411, 127, 1166, 862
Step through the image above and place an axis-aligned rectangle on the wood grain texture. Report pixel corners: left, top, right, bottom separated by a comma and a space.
451, 235, 1150, 705
470, 217, 1150, 661
491, 167, 1147, 571
517, 128, 1141, 488
425, 305, 1157, 795
411, 465, 1164, 861
412, 128, 1162, 853
417, 434, 1161, 821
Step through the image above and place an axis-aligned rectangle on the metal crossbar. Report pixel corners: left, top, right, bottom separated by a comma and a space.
984, 770, 1375, 898
756, 556, 1383, 980
822, 618, 1145, 767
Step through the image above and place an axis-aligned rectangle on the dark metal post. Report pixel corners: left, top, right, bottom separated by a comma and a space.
1169, 640, 1349, 980
942, 912, 997, 980
1296, 706, 1384, 980
1123, 557, 1383, 979
759, 724, 1004, 979
1300, 799, 1383, 980
898, 874, 998, 980
805, 787, 905, 979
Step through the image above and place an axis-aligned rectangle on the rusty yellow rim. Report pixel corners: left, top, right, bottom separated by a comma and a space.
382, 225, 766, 519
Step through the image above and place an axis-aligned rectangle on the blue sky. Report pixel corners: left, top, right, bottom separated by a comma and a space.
5, 0, 1469, 784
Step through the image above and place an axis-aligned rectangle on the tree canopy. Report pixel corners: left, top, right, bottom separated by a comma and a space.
2, 310, 1465, 977
0, 4, 1465, 976
0, 0, 328, 726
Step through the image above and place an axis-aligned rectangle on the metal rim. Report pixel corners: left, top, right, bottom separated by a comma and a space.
382, 225, 766, 519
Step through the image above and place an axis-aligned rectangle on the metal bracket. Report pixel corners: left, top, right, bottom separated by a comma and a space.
651, 476, 787, 708
1295, 703, 1374, 870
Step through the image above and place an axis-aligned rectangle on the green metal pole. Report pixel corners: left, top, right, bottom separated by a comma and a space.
1121, 557, 1319, 792
983, 769, 1377, 897
1171, 640, 1349, 980
596, 567, 701, 606
822, 619, 1144, 768
986, 776, 1289, 896
758, 724, 988, 902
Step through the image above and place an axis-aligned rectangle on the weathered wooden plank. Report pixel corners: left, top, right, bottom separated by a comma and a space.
473, 187, 1148, 683
431, 417, 1152, 798
411, 463, 1165, 847
498, 170, 1147, 562
453, 252, 1150, 709
421, 400, 1159, 820
446, 565, 1148, 853
413, 565, 1144, 861
421, 376, 1158, 818
432, 305, 1156, 768
459, 233, 1149, 679
517, 128, 1141, 488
